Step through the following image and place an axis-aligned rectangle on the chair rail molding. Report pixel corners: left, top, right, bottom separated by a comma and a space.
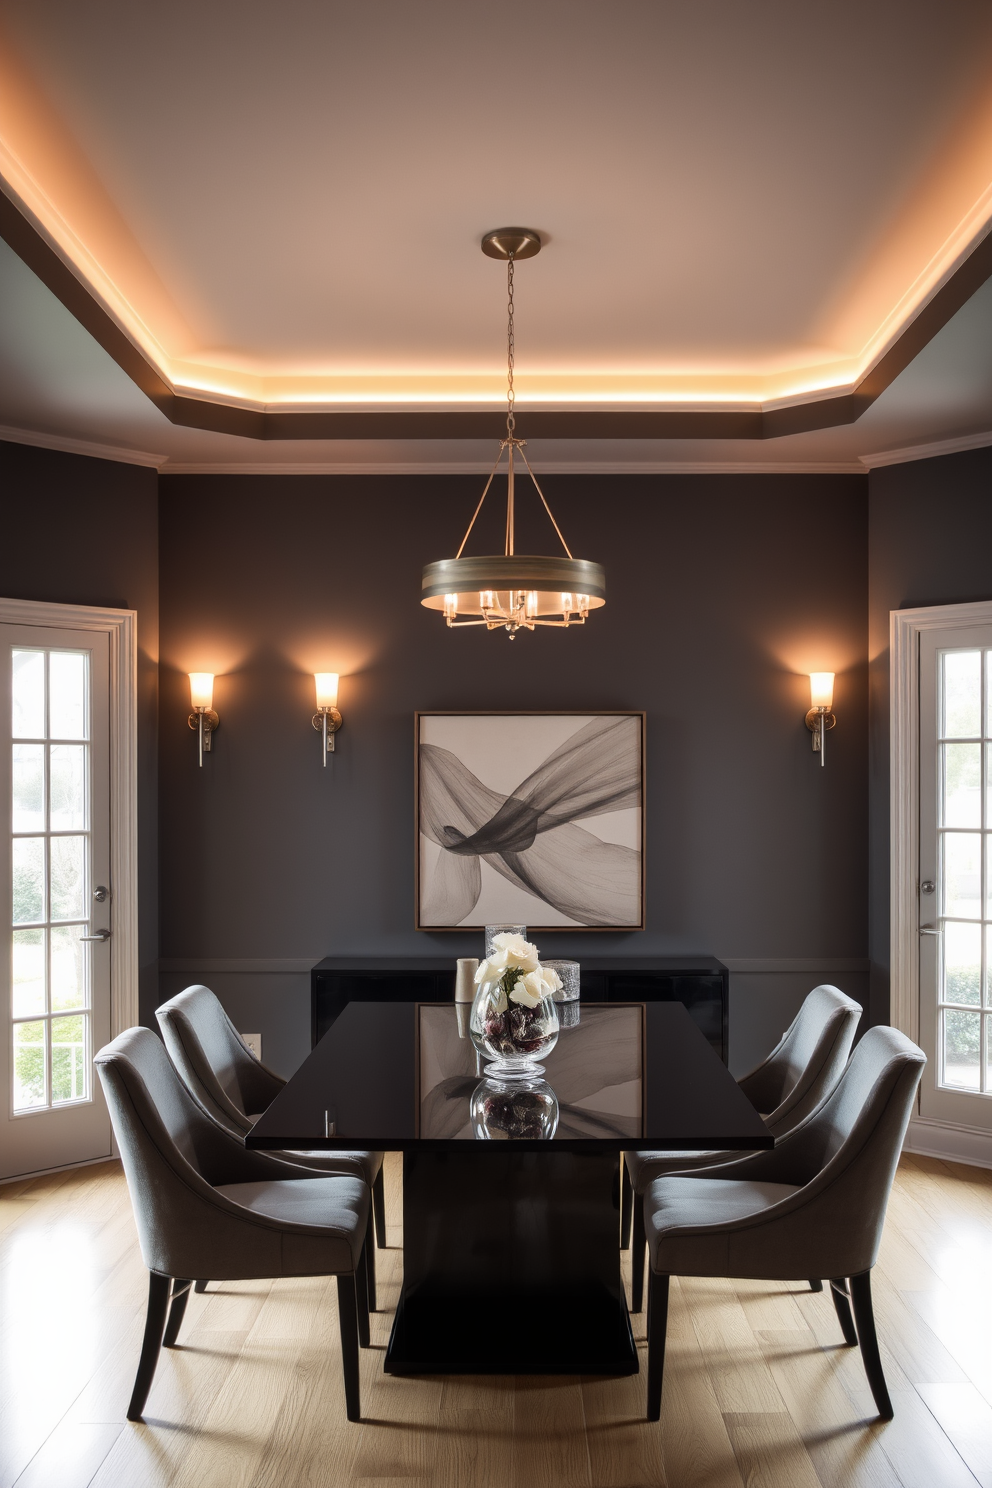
0, 596, 139, 1036
890, 598, 992, 1051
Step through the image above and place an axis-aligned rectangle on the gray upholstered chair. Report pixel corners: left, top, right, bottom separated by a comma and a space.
95, 1027, 372, 1423
623, 983, 861, 1310
156, 985, 387, 1245
642, 1025, 925, 1422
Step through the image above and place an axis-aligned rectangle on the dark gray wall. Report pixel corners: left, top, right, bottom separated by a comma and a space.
868, 445, 992, 1025
159, 473, 869, 1074
0, 440, 159, 1009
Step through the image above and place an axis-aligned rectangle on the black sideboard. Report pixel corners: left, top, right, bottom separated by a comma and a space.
311, 955, 729, 1062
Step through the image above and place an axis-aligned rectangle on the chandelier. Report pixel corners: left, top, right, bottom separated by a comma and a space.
421, 228, 606, 638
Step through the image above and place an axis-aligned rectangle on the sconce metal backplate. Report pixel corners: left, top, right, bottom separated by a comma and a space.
805, 708, 836, 740
188, 709, 220, 735
312, 708, 342, 736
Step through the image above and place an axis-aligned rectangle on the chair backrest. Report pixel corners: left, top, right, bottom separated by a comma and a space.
156, 984, 284, 1135
770, 1025, 924, 1272
94, 1026, 251, 1273
737, 983, 861, 1134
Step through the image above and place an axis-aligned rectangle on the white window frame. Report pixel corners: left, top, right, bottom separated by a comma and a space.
891, 599, 992, 1168
0, 597, 138, 1037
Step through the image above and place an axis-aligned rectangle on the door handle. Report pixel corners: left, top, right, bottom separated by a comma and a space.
80, 929, 111, 942
919, 927, 941, 936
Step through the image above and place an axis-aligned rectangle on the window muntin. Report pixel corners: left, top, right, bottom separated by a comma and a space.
9, 649, 92, 1113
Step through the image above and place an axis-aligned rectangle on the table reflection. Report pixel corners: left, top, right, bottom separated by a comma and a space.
417, 1003, 644, 1140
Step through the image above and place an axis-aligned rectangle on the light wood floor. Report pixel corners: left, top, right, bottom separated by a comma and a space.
2, 1152, 992, 1487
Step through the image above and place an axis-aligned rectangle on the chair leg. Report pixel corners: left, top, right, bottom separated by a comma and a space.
829, 1278, 858, 1346
127, 1273, 172, 1421
372, 1165, 387, 1248
630, 1194, 646, 1312
809, 1278, 823, 1292
849, 1271, 893, 1420
163, 1279, 193, 1348
646, 1272, 670, 1422
363, 1210, 377, 1312
355, 1242, 371, 1349
194, 1279, 209, 1294
336, 1274, 362, 1422
620, 1158, 633, 1249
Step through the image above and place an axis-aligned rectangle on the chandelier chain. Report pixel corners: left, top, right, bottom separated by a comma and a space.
506, 254, 515, 436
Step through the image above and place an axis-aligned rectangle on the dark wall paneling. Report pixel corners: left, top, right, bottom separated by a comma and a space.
0, 440, 159, 1016
868, 445, 992, 1025
159, 473, 869, 1073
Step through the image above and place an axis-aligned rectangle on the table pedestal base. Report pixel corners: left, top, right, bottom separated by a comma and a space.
384, 1148, 637, 1375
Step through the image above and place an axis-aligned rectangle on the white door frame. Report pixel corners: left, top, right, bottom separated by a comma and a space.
0, 597, 138, 1038
891, 598, 992, 1169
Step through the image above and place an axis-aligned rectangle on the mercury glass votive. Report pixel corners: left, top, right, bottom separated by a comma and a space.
484, 924, 527, 956
542, 959, 580, 1001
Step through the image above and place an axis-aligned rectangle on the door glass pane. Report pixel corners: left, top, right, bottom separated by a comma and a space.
943, 833, 981, 919
942, 650, 981, 737
942, 743, 982, 827
51, 925, 87, 1011
12, 1021, 47, 1109
49, 652, 87, 740
12, 744, 45, 831
943, 1009, 981, 1090
49, 746, 86, 830
12, 837, 45, 923
943, 920, 981, 1005
51, 1015, 87, 1103
11, 651, 45, 738
50, 836, 85, 920
12, 928, 46, 1016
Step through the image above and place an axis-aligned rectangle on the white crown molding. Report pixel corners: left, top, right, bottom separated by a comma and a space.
160, 458, 866, 476
858, 429, 992, 469
0, 424, 167, 469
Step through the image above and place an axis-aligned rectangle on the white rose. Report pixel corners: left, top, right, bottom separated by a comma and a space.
492, 933, 539, 972
475, 949, 508, 983
509, 968, 549, 1008
539, 966, 562, 996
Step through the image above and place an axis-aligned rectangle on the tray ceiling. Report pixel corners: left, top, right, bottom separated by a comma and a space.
3, 0, 992, 434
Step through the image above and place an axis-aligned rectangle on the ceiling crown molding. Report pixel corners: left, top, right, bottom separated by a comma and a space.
4, 186, 992, 445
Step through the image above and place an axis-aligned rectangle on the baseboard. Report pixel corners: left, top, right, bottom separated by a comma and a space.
903, 1116, 992, 1171
0, 1152, 119, 1187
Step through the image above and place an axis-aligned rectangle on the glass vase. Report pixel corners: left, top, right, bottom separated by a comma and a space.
469, 978, 559, 1078
470, 1076, 559, 1140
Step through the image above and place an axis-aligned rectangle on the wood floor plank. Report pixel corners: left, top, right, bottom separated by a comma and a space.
685, 1277, 788, 1414
917, 1382, 992, 1488
655, 1277, 746, 1488
511, 1377, 591, 1488
722, 1411, 823, 1488
11, 1423, 122, 1488
581, 1366, 668, 1488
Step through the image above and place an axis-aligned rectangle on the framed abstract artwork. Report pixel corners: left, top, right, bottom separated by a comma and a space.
415, 711, 645, 931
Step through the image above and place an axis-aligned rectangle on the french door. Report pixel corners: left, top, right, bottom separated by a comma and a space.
918, 623, 992, 1132
0, 622, 114, 1179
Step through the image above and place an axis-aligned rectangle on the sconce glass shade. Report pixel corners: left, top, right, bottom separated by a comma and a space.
188, 673, 215, 710
314, 672, 340, 709
809, 672, 835, 709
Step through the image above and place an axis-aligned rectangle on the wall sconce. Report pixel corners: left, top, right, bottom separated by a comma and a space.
312, 673, 342, 766
805, 672, 836, 767
188, 673, 220, 767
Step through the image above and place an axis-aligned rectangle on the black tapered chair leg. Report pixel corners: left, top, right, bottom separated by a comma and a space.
809, 1278, 823, 1292
372, 1166, 387, 1248
364, 1214, 377, 1312
336, 1274, 362, 1422
829, 1278, 858, 1346
630, 1195, 646, 1312
355, 1243, 371, 1348
646, 1272, 670, 1422
849, 1271, 893, 1419
194, 1279, 209, 1293
163, 1279, 193, 1348
620, 1158, 633, 1249
127, 1272, 172, 1421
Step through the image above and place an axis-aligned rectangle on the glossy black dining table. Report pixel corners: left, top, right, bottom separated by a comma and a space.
247, 1000, 772, 1376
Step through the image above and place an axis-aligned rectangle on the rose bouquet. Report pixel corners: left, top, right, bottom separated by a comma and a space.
468, 933, 562, 1075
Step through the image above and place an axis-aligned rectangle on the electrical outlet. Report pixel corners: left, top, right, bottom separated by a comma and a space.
240, 1032, 262, 1061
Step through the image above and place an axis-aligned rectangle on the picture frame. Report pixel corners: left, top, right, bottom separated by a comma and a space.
415, 710, 645, 931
